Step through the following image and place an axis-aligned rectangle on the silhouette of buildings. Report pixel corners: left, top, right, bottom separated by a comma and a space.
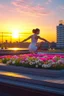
40, 42, 50, 50
50, 42, 56, 49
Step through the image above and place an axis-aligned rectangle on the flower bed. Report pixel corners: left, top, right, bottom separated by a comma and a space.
0, 54, 64, 70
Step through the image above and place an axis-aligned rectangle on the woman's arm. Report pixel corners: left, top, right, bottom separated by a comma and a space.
38, 36, 49, 43
21, 35, 32, 43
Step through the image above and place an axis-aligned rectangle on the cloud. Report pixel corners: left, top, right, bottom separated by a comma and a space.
0, 3, 16, 13
60, 6, 64, 10
45, 0, 52, 5
48, 0, 52, 3
12, 0, 52, 16
0, 4, 4, 9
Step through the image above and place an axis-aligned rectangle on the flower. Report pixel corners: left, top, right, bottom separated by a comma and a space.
57, 60, 64, 65
12, 61, 16, 64
48, 60, 53, 63
0, 54, 64, 69
7, 60, 12, 65
35, 65, 38, 68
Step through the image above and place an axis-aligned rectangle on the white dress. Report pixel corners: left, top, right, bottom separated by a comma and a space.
29, 35, 38, 52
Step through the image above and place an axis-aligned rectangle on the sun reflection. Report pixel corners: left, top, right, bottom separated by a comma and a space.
8, 48, 20, 51
13, 48, 18, 51
0, 71, 31, 79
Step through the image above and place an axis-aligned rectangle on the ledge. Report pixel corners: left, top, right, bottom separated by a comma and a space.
0, 64, 64, 95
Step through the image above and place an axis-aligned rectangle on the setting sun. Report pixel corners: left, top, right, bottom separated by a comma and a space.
12, 30, 19, 38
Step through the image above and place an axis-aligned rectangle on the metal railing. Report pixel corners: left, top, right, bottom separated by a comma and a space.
0, 32, 30, 43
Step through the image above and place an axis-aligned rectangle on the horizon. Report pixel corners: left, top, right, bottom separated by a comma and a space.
0, 0, 64, 42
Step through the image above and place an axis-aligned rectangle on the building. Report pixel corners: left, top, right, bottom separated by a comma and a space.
56, 20, 64, 49
50, 42, 56, 49
40, 42, 49, 50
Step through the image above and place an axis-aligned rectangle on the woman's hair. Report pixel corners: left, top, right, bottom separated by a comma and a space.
32, 29, 36, 33
35, 28, 40, 32
32, 28, 40, 33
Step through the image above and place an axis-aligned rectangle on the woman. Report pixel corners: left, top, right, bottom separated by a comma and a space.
21, 28, 49, 53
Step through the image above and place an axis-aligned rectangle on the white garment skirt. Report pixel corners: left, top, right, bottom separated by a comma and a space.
29, 43, 37, 52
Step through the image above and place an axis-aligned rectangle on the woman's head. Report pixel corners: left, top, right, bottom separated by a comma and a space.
32, 28, 40, 35
32, 29, 36, 33
35, 28, 40, 34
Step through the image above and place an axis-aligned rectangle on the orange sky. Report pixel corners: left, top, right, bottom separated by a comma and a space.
0, 21, 56, 42
0, 13, 57, 42
0, 0, 64, 42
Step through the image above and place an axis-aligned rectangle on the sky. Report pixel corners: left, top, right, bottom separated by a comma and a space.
0, 0, 64, 42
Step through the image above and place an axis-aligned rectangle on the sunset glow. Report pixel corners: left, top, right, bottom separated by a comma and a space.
12, 30, 19, 38
0, 0, 64, 42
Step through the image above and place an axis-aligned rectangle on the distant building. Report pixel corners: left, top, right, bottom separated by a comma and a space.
56, 20, 64, 49
40, 42, 49, 50
50, 42, 56, 49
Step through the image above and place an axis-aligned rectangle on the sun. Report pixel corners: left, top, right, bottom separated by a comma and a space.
12, 30, 19, 38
